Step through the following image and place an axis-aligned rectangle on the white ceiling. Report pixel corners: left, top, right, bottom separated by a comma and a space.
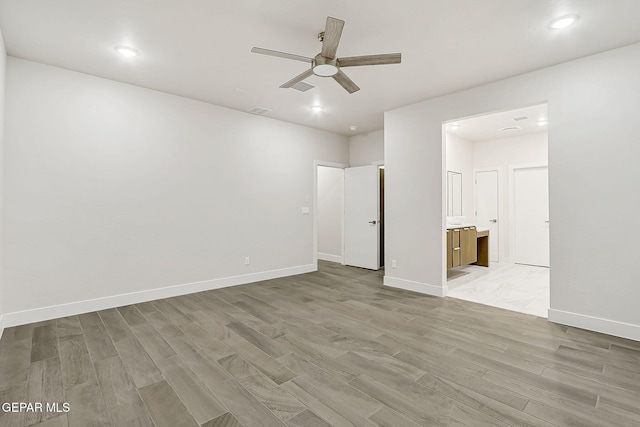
448, 104, 548, 142
1, 1, 640, 136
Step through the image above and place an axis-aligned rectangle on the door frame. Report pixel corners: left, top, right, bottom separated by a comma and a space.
473, 167, 503, 263
313, 161, 348, 269
509, 163, 548, 266
373, 161, 385, 268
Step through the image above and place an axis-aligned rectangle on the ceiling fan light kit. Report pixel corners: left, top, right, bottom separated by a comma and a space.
313, 54, 339, 77
251, 16, 402, 94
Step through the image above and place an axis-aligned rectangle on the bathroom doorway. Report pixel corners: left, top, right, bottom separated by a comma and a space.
444, 104, 550, 317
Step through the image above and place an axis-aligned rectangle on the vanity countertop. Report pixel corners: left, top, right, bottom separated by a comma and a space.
446, 224, 489, 233
446, 223, 475, 229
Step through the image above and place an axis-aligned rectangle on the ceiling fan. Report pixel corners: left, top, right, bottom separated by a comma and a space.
251, 17, 402, 94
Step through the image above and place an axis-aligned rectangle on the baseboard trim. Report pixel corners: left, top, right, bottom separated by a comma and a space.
383, 276, 447, 297
548, 308, 640, 342
1, 264, 316, 328
317, 253, 343, 263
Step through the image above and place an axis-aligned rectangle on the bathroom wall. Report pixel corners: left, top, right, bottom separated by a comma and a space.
473, 132, 548, 261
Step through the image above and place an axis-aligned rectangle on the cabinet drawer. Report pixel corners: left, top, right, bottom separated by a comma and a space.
461, 227, 477, 265
452, 247, 461, 267
446, 230, 453, 269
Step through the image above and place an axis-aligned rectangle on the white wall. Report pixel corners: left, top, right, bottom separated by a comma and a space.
0, 30, 6, 337
385, 42, 640, 340
445, 132, 473, 221
317, 166, 343, 263
349, 129, 384, 166
3, 57, 349, 324
473, 132, 548, 262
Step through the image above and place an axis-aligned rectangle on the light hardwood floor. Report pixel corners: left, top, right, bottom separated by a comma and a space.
1, 261, 639, 426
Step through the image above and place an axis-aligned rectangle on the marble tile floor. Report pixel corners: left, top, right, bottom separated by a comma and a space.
447, 262, 550, 318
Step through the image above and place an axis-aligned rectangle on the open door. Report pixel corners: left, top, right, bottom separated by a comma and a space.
344, 165, 380, 270
475, 170, 499, 262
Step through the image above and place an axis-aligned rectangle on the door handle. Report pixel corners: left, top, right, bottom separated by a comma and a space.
368, 220, 377, 225
489, 219, 497, 223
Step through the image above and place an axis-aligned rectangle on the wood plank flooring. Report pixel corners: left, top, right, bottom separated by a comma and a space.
1, 260, 640, 426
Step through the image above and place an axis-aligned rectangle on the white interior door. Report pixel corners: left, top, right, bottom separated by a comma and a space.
475, 170, 499, 262
344, 165, 379, 270
515, 167, 549, 267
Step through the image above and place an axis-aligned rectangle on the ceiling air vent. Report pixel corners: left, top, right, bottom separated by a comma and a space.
291, 81, 316, 92
513, 116, 529, 121
247, 106, 271, 116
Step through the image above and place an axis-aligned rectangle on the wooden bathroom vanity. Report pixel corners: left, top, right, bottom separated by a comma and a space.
446, 225, 489, 269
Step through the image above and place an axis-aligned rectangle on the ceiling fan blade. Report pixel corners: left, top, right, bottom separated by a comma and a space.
332, 70, 360, 94
280, 68, 314, 88
338, 53, 402, 67
321, 17, 345, 59
251, 47, 313, 63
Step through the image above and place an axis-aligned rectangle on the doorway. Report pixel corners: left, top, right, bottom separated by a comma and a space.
315, 162, 347, 265
475, 169, 499, 262
343, 164, 385, 270
379, 167, 385, 267
314, 162, 384, 271
444, 103, 550, 317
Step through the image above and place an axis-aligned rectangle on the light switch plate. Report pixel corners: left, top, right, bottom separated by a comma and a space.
301, 207, 310, 215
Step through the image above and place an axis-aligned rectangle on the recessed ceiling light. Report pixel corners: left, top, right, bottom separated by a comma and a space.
115, 45, 138, 57
350, 125, 358, 131
311, 105, 324, 113
537, 120, 548, 126
549, 15, 578, 29
500, 126, 521, 132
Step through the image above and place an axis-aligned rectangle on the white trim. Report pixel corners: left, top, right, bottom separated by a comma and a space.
549, 309, 640, 342
315, 160, 348, 169
384, 276, 447, 297
0, 315, 5, 340
509, 163, 548, 266
314, 160, 348, 267
371, 160, 384, 166
317, 253, 343, 263
1, 264, 315, 328
441, 125, 448, 290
